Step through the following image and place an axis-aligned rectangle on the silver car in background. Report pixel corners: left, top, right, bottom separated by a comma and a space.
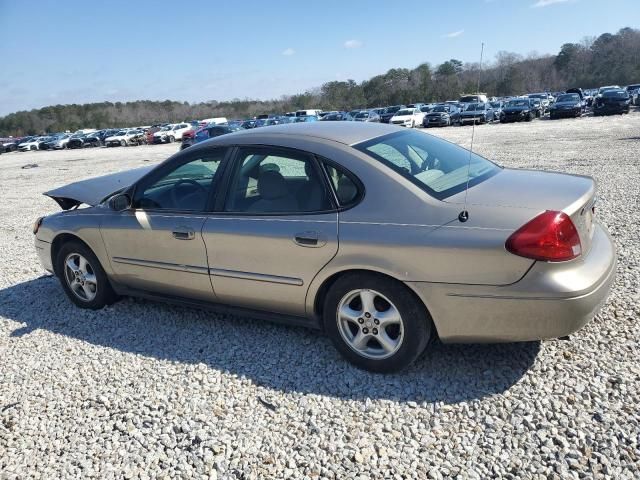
33, 123, 616, 372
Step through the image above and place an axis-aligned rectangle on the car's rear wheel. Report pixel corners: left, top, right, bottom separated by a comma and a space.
120, 139, 127, 147
323, 273, 431, 373
56, 241, 118, 310
169, 135, 175, 143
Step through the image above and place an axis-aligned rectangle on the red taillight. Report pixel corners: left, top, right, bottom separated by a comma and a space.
505, 210, 581, 262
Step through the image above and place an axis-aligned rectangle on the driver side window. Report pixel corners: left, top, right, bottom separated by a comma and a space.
134, 150, 225, 211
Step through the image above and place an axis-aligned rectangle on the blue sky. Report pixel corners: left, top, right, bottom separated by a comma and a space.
0, 0, 638, 116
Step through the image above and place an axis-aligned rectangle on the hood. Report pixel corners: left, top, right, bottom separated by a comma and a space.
554, 101, 579, 107
44, 165, 153, 210
503, 106, 528, 112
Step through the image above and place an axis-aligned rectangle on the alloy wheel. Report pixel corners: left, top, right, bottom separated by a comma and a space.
64, 253, 98, 302
336, 289, 404, 360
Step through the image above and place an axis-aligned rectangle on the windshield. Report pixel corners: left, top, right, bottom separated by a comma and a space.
528, 94, 544, 99
432, 106, 447, 112
385, 106, 401, 114
355, 112, 369, 119
507, 99, 529, 107
603, 90, 627, 98
395, 109, 414, 116
557, 94, 579, 102
465, 103, 484, 111
354, 130, 500, 200
490, 102, 501, 108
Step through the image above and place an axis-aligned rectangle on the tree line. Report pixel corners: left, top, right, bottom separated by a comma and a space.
1, 27, 638, 137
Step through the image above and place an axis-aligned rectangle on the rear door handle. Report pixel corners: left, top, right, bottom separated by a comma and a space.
172, 227, 195, 240
294, 231, 326, 247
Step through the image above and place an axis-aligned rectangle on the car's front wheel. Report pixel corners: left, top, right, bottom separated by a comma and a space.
56, 241, 118, 309
323, 273, 431, 373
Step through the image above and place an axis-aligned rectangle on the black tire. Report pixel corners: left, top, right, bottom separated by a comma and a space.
120, 139, 127, 147
55, 240, 118, 310
323, 273, 432, 373
168, 135, 175, 143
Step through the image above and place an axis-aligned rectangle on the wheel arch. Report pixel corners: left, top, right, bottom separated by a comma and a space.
310, 268, 438, 338
50, 233, 94, 276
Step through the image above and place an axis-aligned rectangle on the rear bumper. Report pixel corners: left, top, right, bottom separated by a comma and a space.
408, 222, 616, 343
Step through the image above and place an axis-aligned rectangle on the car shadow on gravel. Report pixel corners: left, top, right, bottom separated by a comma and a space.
1, 276, 540, 404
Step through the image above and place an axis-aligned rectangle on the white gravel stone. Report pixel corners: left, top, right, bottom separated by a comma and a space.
1, 113, 639, 478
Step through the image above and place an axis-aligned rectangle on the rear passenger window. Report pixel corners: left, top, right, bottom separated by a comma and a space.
225, 148, 333, 214
324, 163, 361, 206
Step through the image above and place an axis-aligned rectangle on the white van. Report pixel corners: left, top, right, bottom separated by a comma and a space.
459, 94, 488, 104
200, 117, 228, 125
295, 109, 322, 117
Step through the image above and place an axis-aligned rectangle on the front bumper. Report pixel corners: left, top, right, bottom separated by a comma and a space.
501, 113, 525, 122
425, 116, 449, 126
390, 120, 412, 127
550, 108, 581, 118
408, 221, 616, 343
594, 104, 628, 114
35, 237, 54, 273
460, 115, 486, 124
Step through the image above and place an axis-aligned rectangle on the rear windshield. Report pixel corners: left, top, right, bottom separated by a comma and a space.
354, 130, 500, 200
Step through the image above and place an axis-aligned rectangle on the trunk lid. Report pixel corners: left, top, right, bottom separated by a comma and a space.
446, 168, 597, 253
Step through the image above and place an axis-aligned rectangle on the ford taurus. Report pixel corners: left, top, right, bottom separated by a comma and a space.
33, 123, 616, 372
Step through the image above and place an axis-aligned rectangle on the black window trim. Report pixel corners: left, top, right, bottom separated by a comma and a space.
129, 146, 232, 215
216, 144, 339, 217
317, 155, 365, 211
353, 130, 501, 201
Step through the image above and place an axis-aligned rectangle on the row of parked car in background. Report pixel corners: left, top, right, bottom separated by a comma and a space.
1, 85, 637, 155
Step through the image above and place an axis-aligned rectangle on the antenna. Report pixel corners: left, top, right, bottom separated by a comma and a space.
458, 42, 484, 223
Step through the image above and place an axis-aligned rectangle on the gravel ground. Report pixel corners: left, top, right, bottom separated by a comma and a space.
1, 112, 639, 479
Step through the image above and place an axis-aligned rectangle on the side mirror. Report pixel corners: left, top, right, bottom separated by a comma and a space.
109, 193, 131, 211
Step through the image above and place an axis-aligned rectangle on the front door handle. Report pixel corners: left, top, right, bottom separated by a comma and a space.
172, 227, 195, 240
294, 231, 326, 247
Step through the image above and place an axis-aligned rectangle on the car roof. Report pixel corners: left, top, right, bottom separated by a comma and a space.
208, 121, 399, 146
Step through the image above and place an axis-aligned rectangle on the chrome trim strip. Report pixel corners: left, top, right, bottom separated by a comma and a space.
209, 267, 303, 286
112, 257, 209, 275
341, 220, 511, 231
205, 216, 335, 224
